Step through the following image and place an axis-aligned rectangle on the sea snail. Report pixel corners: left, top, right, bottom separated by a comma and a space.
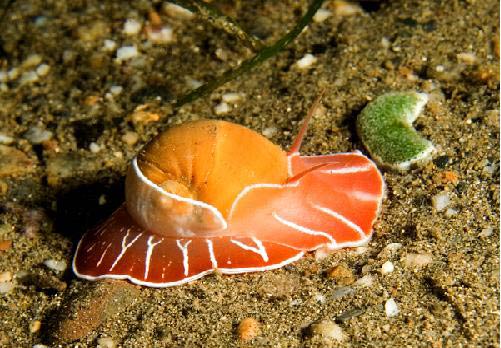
73, 99, 385, 287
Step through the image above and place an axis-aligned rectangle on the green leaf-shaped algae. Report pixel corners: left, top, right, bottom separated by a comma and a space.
357, 92, 434, 170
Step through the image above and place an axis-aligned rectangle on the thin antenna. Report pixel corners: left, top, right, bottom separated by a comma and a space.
288, 90, 326, 154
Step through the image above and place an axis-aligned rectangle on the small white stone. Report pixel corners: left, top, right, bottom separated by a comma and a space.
103, 39, 117, 52
381, 37, 391, 49
313, 9, 331, 23
0, 281, 15, 293
384, 243, 402, 252
36, 64, 50, 77
22, 54, 43, 68
163, 3, 194, 19
456, 52, 477, 65
435, 65, 445, 72
381, 261, 394, 274
310, 321, 345, 342
33, 345, 49, 348
7, 68, 19, 80
479, 227, 493, 237
97, 337, 116, 348
432, 192, 450, 212
19, 71, 39, 84
0, 71, 7, 82
385, 298, 399, 317
262, 127, 277, 138
185, 77, 203, 90
445, 207, 458, 217
43, 259, 67, 272
404, 253, 433, 268
147, 26, 174, 43
89, 142, 101, 153
98, 194, 107, 205
354, 274, 374, 287
353, 246, 369, 255
222, 92, 243, 104
116, 46, 138, 61
314, 293, 326, 303
25, 126, 53, 144
0, 133, 14, 144
123, 19, 142, 35
214, 102, 231, 115
110, 85, 123, 95
295, 53, 317, 69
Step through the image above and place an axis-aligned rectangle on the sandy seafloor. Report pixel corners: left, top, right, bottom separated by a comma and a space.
0, 0, 499, 347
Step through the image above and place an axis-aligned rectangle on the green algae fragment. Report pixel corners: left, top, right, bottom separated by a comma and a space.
357, 92, 435, 170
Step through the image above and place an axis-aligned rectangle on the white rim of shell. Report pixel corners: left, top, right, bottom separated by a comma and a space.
132, 158, 228, 230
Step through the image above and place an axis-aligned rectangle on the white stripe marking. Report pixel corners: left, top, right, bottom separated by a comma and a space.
272, 212, 337, 246
96, 243, 112, 267
351, 190, 380, 202
176, 240, 192, 276
109, 230, 143, 271
206, 240, 218, 269
312, 204, 365, 239
230, 237, 269, 262
319, 164, 372, 174
144, 236, 163, 279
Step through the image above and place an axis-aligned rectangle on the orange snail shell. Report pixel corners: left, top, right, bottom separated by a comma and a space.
126, 120, 288, 237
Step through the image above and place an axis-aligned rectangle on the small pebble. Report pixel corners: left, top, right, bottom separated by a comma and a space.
123, 19, 142, 35
295, 53, 317, 69
36, 64, 50, 77
22, 54, 43, 68
19, 71, 39, 84
354, 274, 374, 288
110, 85, 123, 95
0, 240, 12, 251
103, 39, 117, 52
222, 92, 243, 104
404, 253, 433, 268
381, 261, 394, 274
89, 142, 101, 153
43, 259, 67, 273
0, 271, 12, 282
262, 127, 277, 138
237, 317, 260, 341
445, 207, 458, 217
432, 192, 450, 212
327, 264, 355, 285
98, 194, 107, 206
33, 345, 49, 348
24, 126, 53, 144
456, 52, 477, 65
122, 131, 139, 146
479, 227, 493, 238
97, 337, 116, 348
0, 281, 15, 293
214, 102, 231, 115
116, 46, 138, 61
385, 243, 402, 252
146, 26, 174, 43
0, 133, 14, 144
185, 77, 203, 89
309, 320, 345, 342
332, 0, 362, 17
130, 105, 160, 124
163, 2, 194, 19
30, 320, 42, 333
385, 298, 399, 317
313, 9, 331, 23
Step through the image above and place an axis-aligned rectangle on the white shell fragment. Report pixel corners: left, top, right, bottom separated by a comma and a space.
43, 259, 68, 272
381, 261, 394, 274
295, 54, 317, 69
123, 19, 142, 35
116, 46, 139, 61
214, 102, 231, 115
313, 9, 332, 23
222, 92, 243, 104
24, 126, 53, 144
404, 253, 433, 268
432, 192, 450, 212
147, 26, 174, 43
385, 298, 399, 317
